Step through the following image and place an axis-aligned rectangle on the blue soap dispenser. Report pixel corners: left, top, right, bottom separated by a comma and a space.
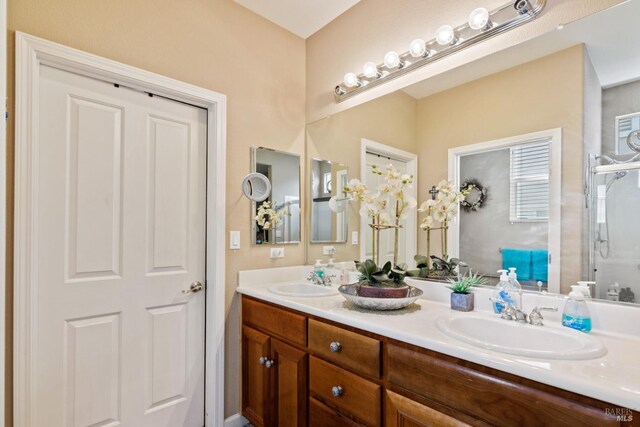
562, 285, 592, 332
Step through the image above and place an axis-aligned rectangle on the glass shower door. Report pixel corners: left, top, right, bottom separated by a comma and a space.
592, 168, 640, 303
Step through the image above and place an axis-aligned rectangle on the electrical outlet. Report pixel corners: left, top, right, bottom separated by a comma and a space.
323, 246, 336, 255
229, 231, 240, 250
270, 248, 285, 258
352, 231, 359, 245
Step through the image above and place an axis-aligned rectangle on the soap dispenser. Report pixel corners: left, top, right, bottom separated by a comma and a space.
492, 270, 514, 314
314, 259, 325, 278
562, 285, 592, 332
508, 267, 523, 309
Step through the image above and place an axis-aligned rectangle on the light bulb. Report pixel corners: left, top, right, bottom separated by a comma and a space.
383, 51, 403, 69
343, 72, 360, 88
468, 8, 491, 30
409, 39, 427, 58
435, 25, 456, 46
362, 62, 381, 78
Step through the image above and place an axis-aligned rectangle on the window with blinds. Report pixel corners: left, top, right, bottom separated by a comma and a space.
510, 139, 550, 222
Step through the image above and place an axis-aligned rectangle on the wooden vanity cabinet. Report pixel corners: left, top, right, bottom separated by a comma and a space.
241, 296, 638, 427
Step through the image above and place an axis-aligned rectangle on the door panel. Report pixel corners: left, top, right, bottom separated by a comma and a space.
271, 339, 307, 427
242, 326, 271, 427
385, 390, 470, 427
36, 65, 206, 427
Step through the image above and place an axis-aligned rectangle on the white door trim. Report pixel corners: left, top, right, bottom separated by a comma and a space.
360, 138, 418, 268
447, 128, 562, 293
0, 1, 7, 426
14, 32, 227, 427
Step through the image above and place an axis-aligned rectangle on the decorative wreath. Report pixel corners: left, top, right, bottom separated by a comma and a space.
460, 179, 488, 212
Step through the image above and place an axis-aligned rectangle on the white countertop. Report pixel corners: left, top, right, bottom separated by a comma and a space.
237, 266, 640, 411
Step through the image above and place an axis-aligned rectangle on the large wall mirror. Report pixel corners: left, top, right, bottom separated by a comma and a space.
304, 0, 640, 306
310, 159, 348, 243
251, 147, 301, 245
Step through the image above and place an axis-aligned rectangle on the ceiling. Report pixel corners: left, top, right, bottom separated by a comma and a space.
233, 0, 360, 39
402, 0, 638, 99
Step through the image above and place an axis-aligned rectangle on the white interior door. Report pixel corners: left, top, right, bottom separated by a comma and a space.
34, 65, 206, 427
364, 152, 408, 266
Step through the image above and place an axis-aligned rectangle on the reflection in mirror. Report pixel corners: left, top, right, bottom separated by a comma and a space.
310, 159, 348, 243
251, 147, 300, 245
303, 0, 640, 305
454, 134, 559, 293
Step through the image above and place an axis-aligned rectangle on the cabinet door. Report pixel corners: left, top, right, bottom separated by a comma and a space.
385, 390, 470, 427
271, 339, 308, 427
242, 326, 271, 427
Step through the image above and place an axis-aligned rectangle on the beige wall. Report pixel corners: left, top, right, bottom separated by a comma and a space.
306, 91, 418, 264
305, 0, 622, 123
6, 0, 305, 422
416, 45, 587, 292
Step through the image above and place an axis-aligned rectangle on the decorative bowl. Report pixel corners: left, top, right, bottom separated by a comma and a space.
338, 284, 423, 311
356, 284, 409, 298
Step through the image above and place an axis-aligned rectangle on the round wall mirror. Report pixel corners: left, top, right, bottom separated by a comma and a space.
242, 173, 271, 202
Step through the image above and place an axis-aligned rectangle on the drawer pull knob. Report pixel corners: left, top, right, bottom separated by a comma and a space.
331, 386, 343, 397
265, 359, 275, 369
259, 356, 267, 365
329, 341, 342, 352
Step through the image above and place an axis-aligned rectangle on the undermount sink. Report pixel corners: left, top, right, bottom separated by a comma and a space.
268, 283, 338, 297
436, 314, 607, 360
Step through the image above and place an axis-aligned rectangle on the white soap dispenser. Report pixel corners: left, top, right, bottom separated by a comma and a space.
562, 285, 592, 332
508, 267, 523, 309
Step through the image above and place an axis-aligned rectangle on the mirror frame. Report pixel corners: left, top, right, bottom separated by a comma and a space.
250, 146, 302, 245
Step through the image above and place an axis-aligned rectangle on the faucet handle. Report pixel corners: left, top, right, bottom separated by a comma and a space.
529, 306, 558, 326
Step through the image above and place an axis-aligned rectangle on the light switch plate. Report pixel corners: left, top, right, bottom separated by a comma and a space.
270, 248, 285, 258
352, 231, 359, 245
230, 231, 240, 250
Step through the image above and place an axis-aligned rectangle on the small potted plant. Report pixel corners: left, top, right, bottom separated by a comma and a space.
354, 259, 409, 298
446, 272, 487, 312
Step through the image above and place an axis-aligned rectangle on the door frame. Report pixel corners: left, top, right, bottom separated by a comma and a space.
13, 32, 227, 427
447, 128, 562, 293
360, 138, 418, 268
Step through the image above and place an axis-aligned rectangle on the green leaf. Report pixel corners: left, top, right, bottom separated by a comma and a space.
414, 255, 429, 268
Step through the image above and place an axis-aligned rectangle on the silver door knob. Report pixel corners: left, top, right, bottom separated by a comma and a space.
331, 386, 343, 397
182, 281, 203, 294
265, 360, 274, 369
259, 356, 267, 365
329, 341, 341, 353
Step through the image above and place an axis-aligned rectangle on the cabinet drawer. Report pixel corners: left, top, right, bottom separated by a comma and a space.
309, 397, 364, 427
242, 297, 307, 347
309, 356, 381, 427
386, 344, 620, 427
308, 319, 381, 378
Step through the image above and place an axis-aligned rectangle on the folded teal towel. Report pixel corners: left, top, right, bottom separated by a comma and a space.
501, 249, 532, 281
532, 249, 548, 283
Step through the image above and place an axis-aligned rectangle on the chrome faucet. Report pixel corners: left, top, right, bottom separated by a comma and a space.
489, 297, 528, 323
490, 297, 557, 326
528, 306, 558, 326
307, 271, 334, 287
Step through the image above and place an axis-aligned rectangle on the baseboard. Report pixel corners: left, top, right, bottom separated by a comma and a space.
224, 413, 249, 427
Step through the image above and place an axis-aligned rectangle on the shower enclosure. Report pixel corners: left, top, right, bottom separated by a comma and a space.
588, 157, 640, 303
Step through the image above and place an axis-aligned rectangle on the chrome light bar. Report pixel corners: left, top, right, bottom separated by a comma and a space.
333, 0, 546, 103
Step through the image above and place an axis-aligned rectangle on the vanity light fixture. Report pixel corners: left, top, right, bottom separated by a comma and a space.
468, 7, 492, 31
383, 51, 405, 69
409, 39, 428, 58
334, 0, 545, 102
363, 61, 382, 78
435, 25, 457, 46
